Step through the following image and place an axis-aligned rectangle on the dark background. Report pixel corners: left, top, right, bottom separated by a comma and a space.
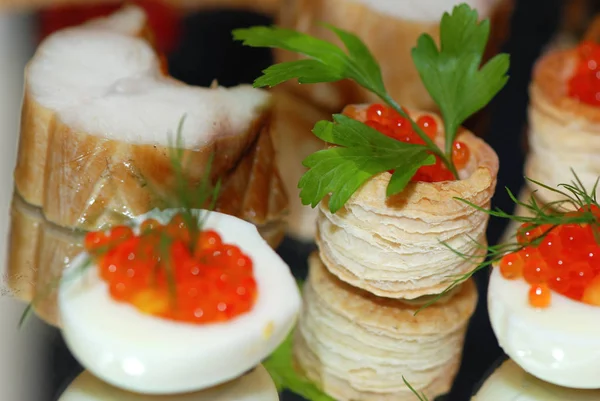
45, 0, 568, 400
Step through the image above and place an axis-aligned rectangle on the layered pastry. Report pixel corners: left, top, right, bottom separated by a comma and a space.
472, 359, 600, 400
292, 104, 498, 400
57, 208, 301, 394
270, 89, 327, 242
490, 214, 600, 389
276, 0, 513, 113
317, 104, 498, 299
526, 40, 600, 205
14, 5, 287, 247
59, 367, 278, 401
294, 253, 477, 401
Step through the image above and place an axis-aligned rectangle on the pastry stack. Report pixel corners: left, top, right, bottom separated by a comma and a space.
7, 5, 288, 326
293, 106, 499, 400
501, 20, 600, 242
271, 0, 513, 241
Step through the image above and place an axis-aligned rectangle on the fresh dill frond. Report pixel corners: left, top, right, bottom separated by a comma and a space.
415, 170, 600, 315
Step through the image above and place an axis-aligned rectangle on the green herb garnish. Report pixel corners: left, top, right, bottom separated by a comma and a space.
415, 172, 600, 314
300, 115, 435, 212
403, 376, 430, 401
233, 3, 509, 212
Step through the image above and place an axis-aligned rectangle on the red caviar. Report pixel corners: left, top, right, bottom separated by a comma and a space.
499, 207, 600, 307
348, 104, 470, 182
83, 214, 257, 324
568, 41, 600, 106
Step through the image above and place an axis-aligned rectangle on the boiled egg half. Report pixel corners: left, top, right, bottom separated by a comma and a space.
58, 209, 301, 395
488, 267, 600, 389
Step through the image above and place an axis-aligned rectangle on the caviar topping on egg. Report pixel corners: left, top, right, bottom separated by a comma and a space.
568, 41, 600, 106
84, 212, 257, 324
499, 205, 600, 308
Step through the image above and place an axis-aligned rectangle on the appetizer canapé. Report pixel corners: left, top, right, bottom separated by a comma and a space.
316, 104, 497, 299
490, 206, 600, 389
59, 209, 301, 394
294, 254, 476, 400
526, 40, 600, 206
14, 5, 287, 246
235, 4, 508, 400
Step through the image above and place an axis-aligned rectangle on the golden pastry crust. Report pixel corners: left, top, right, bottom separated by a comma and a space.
13, 7, 288, 247
7, 193, 84, 327
292, 253, 476, 400
526, 48, 600, 205
270, 89, 327, 241
316, 106, 498, 298
275, 0, 514, 113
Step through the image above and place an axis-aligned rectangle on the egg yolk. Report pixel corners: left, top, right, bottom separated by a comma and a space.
499, 205, 600, 308
83, 213, 257, 324
344, 104, 469, 182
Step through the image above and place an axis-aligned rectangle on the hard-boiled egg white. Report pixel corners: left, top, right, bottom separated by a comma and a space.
58, 209, 301, 395
472, 359, 600, 400
488, 267, 600, 389
58, 366, 278, 401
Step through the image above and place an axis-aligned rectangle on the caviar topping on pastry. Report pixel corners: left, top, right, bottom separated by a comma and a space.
234, 4, 509, 212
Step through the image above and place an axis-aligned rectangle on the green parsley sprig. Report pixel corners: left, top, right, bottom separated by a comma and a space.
233, 4, 509, 212
415, 171, 600, 314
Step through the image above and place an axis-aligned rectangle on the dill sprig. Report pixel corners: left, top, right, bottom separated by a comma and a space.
18, 116, 221, 328
414, 170, 600, 315
403, 377, 429, 401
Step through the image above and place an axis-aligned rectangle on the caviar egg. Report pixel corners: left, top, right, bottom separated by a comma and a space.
58, 209, 301, 395
58, 366, 278, 401
488, 267, 600, 389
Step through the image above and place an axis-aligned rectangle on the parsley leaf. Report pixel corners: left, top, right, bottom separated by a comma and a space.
233, 3, 509, 213
232, 25, 386, 95
411, 4, 510, 156
299, 115, 435, 213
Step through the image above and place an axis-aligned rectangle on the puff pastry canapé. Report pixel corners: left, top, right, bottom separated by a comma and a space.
294, 253, 477, 401
526, 47, 600, 205
315, 105, 498, 299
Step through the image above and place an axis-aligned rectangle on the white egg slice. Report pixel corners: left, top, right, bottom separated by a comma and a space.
58, 209, 301, 395
472, 359, 600, 400
58, 365, 279, 401
488, 267, 600, 389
